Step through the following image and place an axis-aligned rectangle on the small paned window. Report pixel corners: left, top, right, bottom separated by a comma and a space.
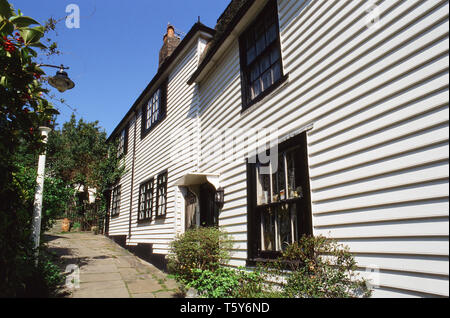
239, 0, 284, 110
155, 171, 168, 218
117, 126, 128, 157
111, 184, 121, 217
247, 132, 312, 260
142, 81, 167, 138
138, 179, 154, 222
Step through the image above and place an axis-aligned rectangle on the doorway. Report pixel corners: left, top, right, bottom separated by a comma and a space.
184, 182, 218, 230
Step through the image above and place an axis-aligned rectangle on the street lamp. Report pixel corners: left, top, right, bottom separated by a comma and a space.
38, 64, 75, 93
30, 64, 75, 265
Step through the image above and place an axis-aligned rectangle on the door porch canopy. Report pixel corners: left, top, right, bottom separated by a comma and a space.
174, 172, 220, 190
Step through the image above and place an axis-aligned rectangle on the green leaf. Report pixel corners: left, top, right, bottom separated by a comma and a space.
21, 26, 44, 45
0, 19, 13, 34
0, 0, 13, 19
9, 16, 39, 28
26, 47, 37, 57
34, 66, 44, 74
0, 75, 7, 86
29, 41, 47, 49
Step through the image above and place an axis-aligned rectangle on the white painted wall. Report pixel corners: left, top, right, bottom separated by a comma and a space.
196, 0, 449, 297
108, 34, 208, 255
109, 0, 449, 297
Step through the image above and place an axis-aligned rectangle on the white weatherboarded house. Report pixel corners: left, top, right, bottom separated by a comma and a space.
107, 0, 449, 297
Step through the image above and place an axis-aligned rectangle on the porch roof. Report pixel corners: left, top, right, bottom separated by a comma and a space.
174, 172, 220, 190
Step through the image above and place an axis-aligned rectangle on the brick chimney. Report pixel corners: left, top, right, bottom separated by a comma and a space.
159, 24, 181, 68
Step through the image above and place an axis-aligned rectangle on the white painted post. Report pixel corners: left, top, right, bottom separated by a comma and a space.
31, 126, 52, 265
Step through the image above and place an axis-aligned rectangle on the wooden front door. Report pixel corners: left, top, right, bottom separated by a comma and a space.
199, 183, 218, 227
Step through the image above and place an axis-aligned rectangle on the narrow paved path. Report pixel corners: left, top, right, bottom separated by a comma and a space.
44, 225, 179, 298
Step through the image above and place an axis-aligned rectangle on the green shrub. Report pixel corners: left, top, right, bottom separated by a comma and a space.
188, 267, 239, 298
265, 235, 372, 298
169, 229, 370, 298
233, 266, 280, 298
10, 247, 64, 298
167, 227, 233, 285
186, 266, 276, 298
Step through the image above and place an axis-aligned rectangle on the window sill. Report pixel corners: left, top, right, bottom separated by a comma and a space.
240, 73, 290, 117
256, 196, 303, 208
137, 217, 152, 224
246, 255, 281, 267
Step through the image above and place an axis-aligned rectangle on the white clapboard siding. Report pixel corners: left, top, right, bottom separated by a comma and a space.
128, 39, 203, 255
108, 115, 137, 237
194, 0, 449, 297
107, 35, 206, 255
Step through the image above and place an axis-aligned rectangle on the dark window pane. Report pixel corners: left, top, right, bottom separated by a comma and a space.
247, 46, 256, 65
246, 29, 254, 48
286, 148, 303, 199
261, 69, 273, 92
256, 164, 271, 205
272, 62, 281, 83
255, 21, 265, 39
250, 63, 260, 82
266, 24, 277, 45
272, 154, 285, 202
260, 54, 271, 73
261, 207, 276, 251
255, 35, 266, 56
265, 9, 276, 28
270, 46, 280, 64
278, 204, 292, 251
252, 80, 262, 99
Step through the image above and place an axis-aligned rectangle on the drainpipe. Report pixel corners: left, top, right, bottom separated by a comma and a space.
128, 111, 137, 242
195, 85, 201, 172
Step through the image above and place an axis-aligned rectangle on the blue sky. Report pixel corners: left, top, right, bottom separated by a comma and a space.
11, 0, 230, 136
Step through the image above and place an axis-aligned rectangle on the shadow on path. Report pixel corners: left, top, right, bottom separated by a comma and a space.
43, 229, 179, 298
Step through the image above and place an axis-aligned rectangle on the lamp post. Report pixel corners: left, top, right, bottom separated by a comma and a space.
30, 126, 52, 264
31, 64, 75, 265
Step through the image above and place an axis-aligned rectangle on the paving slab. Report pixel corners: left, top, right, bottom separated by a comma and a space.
44, 227, 178, 298
80, 264, 118, 274
126, 279, 162, 294
80, 272, 123, 283
131, 292, 156, 298
153, 290, 179, 298
118, 268, 141, 282
72, 286, 130, 298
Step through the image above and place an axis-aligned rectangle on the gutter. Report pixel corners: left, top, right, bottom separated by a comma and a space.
128, 110, 137, 242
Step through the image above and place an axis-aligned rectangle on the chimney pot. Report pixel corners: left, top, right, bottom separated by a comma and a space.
159, 24, 180, 68
167, 25, 175, 38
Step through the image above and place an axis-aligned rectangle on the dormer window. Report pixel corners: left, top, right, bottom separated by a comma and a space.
142, 80, 167, 138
